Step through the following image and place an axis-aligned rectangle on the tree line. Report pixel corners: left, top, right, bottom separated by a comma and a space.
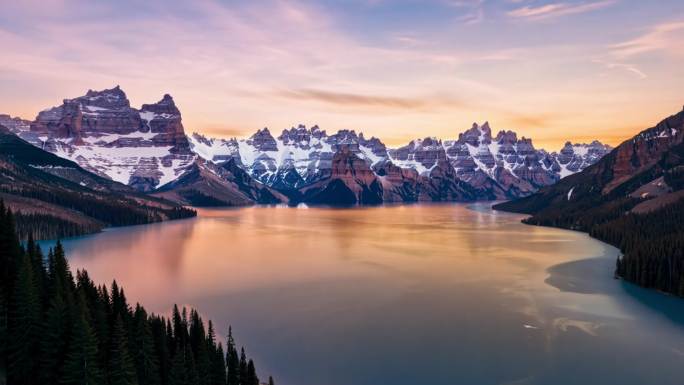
519, 195, 684, 297
0, 200, 273, 385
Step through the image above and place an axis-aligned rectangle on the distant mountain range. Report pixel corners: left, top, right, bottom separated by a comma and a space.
2, 86, 612, 206
495, 106, 684, 296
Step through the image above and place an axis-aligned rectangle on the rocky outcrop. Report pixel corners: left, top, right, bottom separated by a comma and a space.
301, 146, 383, 205
27, 86, 195, 191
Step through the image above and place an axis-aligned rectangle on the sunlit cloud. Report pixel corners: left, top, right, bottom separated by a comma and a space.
273, 88, 467, 111
592, 59, 647, 79
507, 0, 617, 20
0, 0, 682, 151
610, 20, 684, 58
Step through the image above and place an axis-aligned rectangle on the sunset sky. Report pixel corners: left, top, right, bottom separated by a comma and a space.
1, 0, 683, 150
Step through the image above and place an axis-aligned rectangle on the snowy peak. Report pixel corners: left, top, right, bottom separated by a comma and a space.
458, 122, 492, 146
23, 86, 196, 191
554, 140, 613, 177
248, 127, 278, 151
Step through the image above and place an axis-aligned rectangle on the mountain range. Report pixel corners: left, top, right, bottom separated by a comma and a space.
2, 86, 612, 206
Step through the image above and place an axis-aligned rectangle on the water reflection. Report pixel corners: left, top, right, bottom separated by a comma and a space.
51, 203, 684, 385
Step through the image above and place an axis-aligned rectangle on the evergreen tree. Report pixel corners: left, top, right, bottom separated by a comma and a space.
246, 360, 258, 385
60, 294, 102, 385
8, 252, 40, 385
239, 348, 248, 385
108, 315, 138, 385
189, 310, 210, 385
207, 321, 226, 385
226, 327, 239, 385
39, 290, 69, 384
168, 345, 187, 385
132, 305, 160, 385
269, 376, 274, 385
0, 290, 6, 385
211, 343, 226, 385
0, 203, 21, 298
25, 234, 46, 307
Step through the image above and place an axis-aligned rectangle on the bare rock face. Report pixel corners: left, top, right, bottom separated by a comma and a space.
301, 146, 383, 205
603, 109, 683, 193
28, 86, 195, 191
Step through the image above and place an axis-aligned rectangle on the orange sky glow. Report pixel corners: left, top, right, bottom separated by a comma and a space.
1, 0, 683, 151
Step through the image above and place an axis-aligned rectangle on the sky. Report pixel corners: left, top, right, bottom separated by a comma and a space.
1, 0, 683, 150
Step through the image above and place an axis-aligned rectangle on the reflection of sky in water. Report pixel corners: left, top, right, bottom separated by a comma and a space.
46, 203, 684, 385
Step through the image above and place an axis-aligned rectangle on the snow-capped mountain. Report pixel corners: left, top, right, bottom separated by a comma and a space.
8, 86, 612, 206
22, 86, 195, 191
189, 125, 389, 191
190, 122, 612, 200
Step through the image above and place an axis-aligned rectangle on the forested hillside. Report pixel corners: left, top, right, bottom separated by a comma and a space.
0, 126, 195, 239
0, 202, 272, 385
495, 108, 684, 296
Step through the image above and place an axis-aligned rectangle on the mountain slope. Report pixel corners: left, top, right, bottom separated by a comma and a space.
25, 86, 196, 191
154, 159, 286, 206
494, 106, 684, 296
0, 125, 195, 239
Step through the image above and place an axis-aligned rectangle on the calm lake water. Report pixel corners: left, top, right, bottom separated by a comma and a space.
49, 203, 684, 385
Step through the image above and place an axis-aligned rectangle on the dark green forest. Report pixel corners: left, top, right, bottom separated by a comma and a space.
500, 195, 684, 297
495, 139, 684, 297
0, 201, 272, 385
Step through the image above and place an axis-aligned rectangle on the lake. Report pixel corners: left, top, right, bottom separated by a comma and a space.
50, 203, 684, 385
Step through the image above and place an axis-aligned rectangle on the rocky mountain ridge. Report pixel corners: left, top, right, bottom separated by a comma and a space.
9, 86, 612, 205
190, 121, 611, 201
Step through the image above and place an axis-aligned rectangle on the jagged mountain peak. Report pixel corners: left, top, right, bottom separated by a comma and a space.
459, 121, 492, 145
141, 93, 180, 116
81, 85, 130, 109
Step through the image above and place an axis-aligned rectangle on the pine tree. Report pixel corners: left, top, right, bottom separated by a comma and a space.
132, 305, 160, 385
189, 310, 210, 385
211, 343, 226, 385
207, 321, 226, 385
8, 252, 40, 385
226, 327, 239, 385
39, 290, 69, 384
168, 344, 187, 385
269, 376, 274, 385
239, 348, 248, 385
246, 360, 258, 385
25, 234, 46, 307
0, 290, 6, 385
0, 202, 21, 298
60, 294, 102, 385
108, 314, 138, 385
